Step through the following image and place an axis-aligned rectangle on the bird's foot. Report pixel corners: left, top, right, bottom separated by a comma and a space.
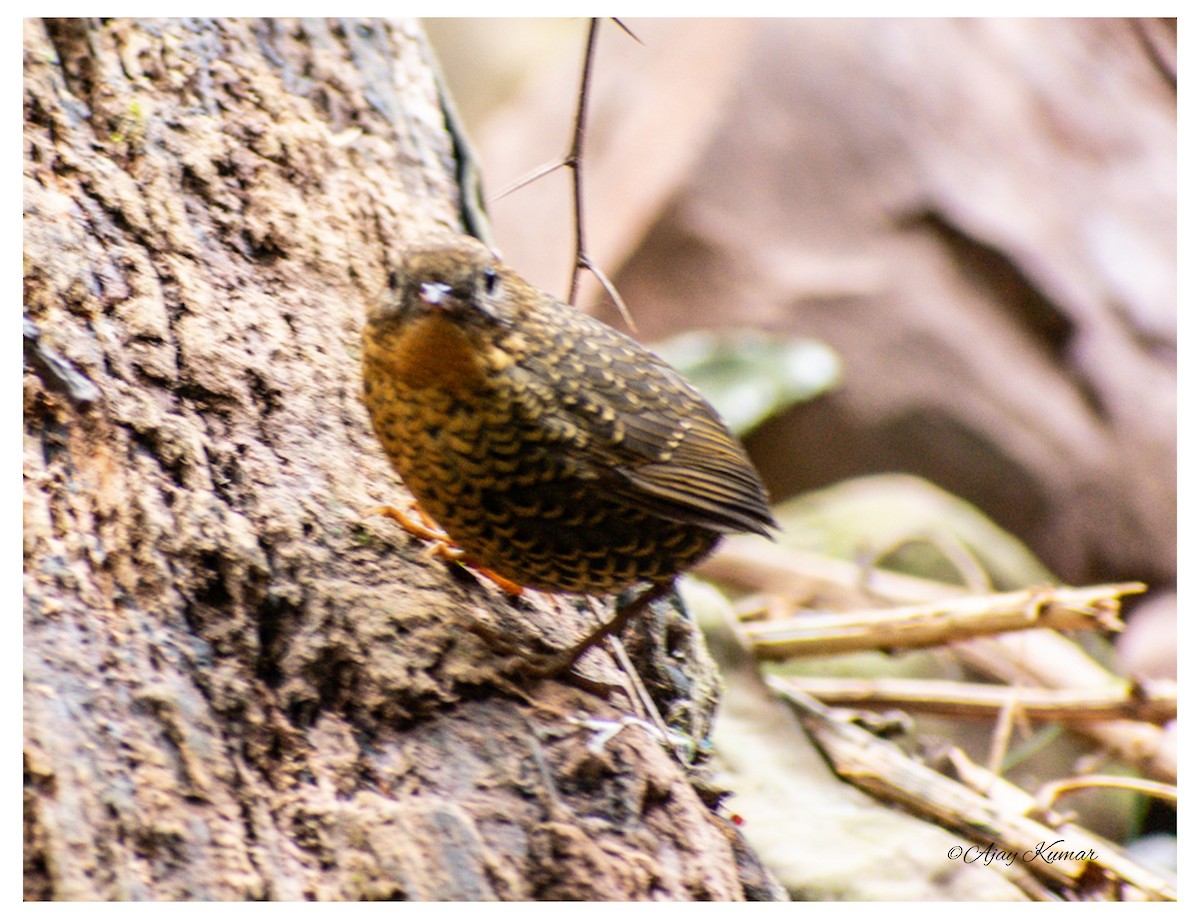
364, 502, 525, 596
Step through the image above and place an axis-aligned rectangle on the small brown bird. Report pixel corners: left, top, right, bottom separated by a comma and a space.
362, 235, 775, 669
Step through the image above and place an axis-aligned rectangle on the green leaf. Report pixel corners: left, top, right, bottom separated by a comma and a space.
654, 329, 841, 436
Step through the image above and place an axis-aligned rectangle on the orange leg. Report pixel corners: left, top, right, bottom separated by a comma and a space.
364, 502, 525, 597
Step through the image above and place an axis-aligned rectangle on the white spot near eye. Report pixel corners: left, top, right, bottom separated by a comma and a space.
420, 282, 451, 306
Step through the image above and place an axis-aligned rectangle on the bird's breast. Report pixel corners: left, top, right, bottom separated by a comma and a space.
365, 312, 491, 394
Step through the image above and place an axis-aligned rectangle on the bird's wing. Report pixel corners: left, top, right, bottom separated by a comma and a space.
614, 406, 776, 536
516, 311, 777, 537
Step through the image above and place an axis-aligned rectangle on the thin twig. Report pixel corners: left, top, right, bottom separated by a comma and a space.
564, 18, 638, 326
987, 691, 1021, 776
1033, 775, 1178, 817
610, 18, 642, 44
490, 18, 638, 330
490, 157, 564, 202
565, 20, 599, 305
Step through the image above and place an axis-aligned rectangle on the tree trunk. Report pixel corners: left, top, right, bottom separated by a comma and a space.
23, 18, 765, 901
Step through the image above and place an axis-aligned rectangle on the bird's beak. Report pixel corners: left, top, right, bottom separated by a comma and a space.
419, 281, 452, 308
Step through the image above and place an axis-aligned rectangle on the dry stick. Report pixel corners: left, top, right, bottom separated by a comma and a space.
739, 582, 1139, 660
779, 687, 1177, 900
951, 633, 1175, 784
702, 540, 1173, 781
986, 690, 1022, 776
766, 675, 1178, 724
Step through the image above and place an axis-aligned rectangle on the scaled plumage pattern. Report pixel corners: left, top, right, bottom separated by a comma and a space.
362, 235, 775, 594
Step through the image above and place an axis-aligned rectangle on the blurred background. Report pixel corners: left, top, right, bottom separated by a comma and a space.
424, 18, 1177, 892
426, 16, 1176, 675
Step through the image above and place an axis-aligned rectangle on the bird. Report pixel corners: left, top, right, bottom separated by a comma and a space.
361, 234, 776, 673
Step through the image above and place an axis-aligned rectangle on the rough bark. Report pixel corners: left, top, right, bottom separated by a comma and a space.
23, 18, 758, 901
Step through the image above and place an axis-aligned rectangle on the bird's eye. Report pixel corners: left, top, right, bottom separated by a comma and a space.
482, 267, 498, 295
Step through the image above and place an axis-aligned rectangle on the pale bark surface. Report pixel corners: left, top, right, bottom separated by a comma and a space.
23, 18, 761, 901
